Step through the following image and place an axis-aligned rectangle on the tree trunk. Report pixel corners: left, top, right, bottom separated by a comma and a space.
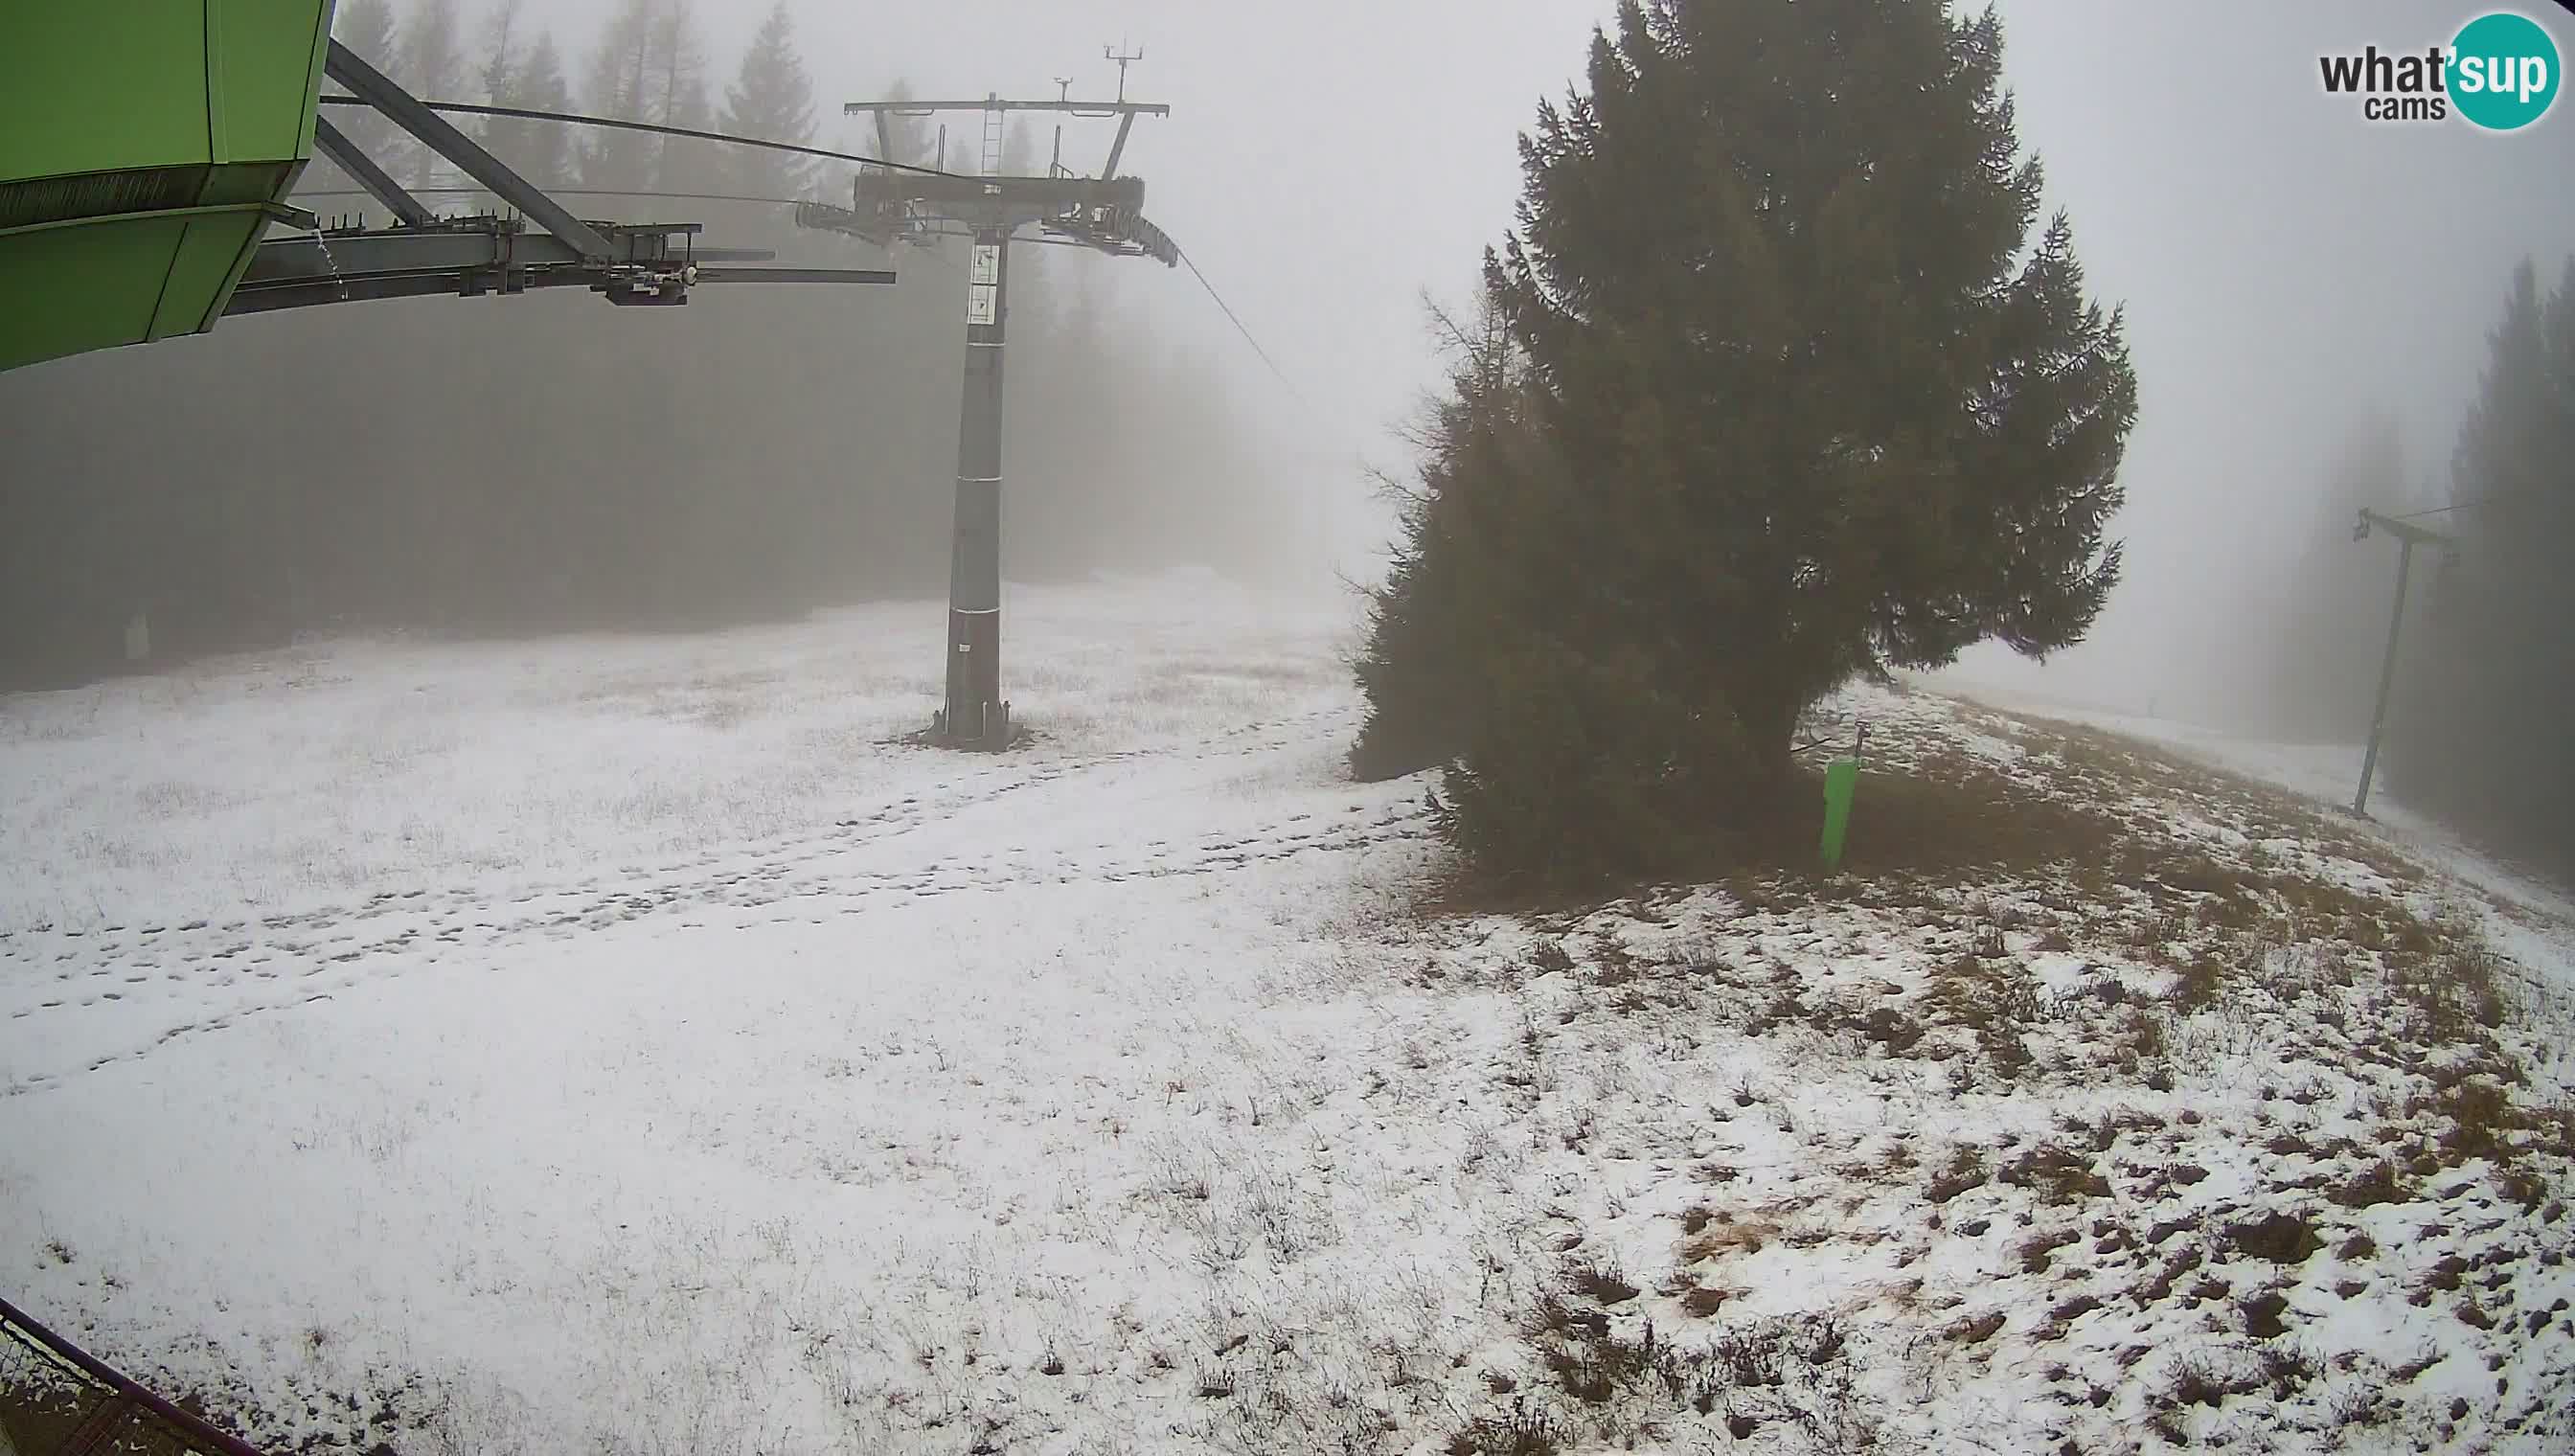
1739, 687, 1804, 818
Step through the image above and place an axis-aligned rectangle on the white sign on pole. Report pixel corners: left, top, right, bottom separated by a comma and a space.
969, 244, 1000, 284
968, 284, 997, 325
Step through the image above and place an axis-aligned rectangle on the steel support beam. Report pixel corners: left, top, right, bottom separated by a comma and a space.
240, 226, 803, 283
311, 115, 436, 229
324, 39, 614, 259
228, 222, 891, 315
248, 227, 549, 279
227, 263, 895, 315
1101, 111, 1138, 181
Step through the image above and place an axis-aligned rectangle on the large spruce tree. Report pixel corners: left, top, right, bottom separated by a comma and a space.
718, 2, 818, 200
1356, 0, 2139, 888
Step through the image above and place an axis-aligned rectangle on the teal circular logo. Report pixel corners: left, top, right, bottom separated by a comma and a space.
2450, 11, 2561, 130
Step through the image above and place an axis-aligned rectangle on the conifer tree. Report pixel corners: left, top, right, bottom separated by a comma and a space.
472, 1, 524, 191
501, 32, 572, 187
476, 0, 519, 108
396, 0, 466, 185
334, 0, 399, 70
1357, 0, 2139, 889
646, 3, 718, 195
581, 0, 659, 193
718, 2, 817, 200
327, 0, 403, 172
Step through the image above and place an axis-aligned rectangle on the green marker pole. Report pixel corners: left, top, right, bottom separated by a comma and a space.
1820, 756, 1860, 870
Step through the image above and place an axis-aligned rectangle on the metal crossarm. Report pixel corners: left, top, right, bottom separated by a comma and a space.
309, 115, 435, 228
323, 40, 614, 259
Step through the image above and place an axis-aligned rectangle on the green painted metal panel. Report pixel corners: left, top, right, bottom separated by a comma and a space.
0, 11, 215, 182
3, 219, 187, 365
0, 1, 335, 375
211, 0, 336, 164
156, 213, 269, 337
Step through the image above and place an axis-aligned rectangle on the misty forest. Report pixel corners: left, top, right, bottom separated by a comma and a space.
2169, 258, 2575, 884
1, 0, 1308, 688
5, 2, 2575, 1453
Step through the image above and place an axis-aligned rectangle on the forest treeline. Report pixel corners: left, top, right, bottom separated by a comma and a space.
2196, 258, 2574, 880
0, 0, 1302, 690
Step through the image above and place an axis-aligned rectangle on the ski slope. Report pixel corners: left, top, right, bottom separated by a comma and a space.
5, 575, 2570, 1455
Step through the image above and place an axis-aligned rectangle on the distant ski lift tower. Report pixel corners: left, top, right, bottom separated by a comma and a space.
800, 54, 1177, 750
2346, 507, 2456, 817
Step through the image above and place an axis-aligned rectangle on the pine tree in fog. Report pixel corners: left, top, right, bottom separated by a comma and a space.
395, 0, 465, 186
718, 2, 817, 201
578, 1, 717, 197
0, 5, 1312, 686
1355, 0, 2138, 891
326, 0, 402, 176
647, 4, 719, 196
581, 0, 658, 193
471, 1, 530, 192
475, 0, 518, 109
1347, 297, 1522, 783
484, 29, 570, 189
2391, 258, 2575, 878
334, 0, 399, 71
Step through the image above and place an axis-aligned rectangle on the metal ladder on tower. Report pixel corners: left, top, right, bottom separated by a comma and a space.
979, 98, 1006, 176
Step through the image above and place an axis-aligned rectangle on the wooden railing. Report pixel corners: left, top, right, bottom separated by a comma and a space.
0, 1295, 271, 1456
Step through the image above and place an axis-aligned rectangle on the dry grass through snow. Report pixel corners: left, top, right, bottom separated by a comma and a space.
1403, 686, 2575, 1453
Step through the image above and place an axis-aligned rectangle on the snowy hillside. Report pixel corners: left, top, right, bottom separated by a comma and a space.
3, 576, 2570, 1455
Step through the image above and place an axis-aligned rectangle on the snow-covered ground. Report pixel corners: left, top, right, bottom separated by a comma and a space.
1927, 674, 2575, 994
4, 577, 2570, 1455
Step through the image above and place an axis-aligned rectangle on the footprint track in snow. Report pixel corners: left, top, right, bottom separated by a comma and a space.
6, 705, 1401, 1085
11, 706, 1352, 977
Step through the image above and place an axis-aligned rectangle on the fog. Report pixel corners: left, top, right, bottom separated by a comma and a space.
752, 0, 2575, 729
519, 0, 1633, 568
3, 0, 2571, 724
1933, 1, 2575, 728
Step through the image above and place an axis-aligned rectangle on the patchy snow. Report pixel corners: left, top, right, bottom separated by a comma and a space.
1925, 677, 2575, 944
4, 580, 2570, 1455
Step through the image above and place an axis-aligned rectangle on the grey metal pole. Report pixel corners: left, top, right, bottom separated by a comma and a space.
941, 227, 1009, 747
2353, 535, 2415, 816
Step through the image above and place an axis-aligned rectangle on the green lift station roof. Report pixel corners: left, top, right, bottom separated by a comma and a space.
0, 2, 336, 374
